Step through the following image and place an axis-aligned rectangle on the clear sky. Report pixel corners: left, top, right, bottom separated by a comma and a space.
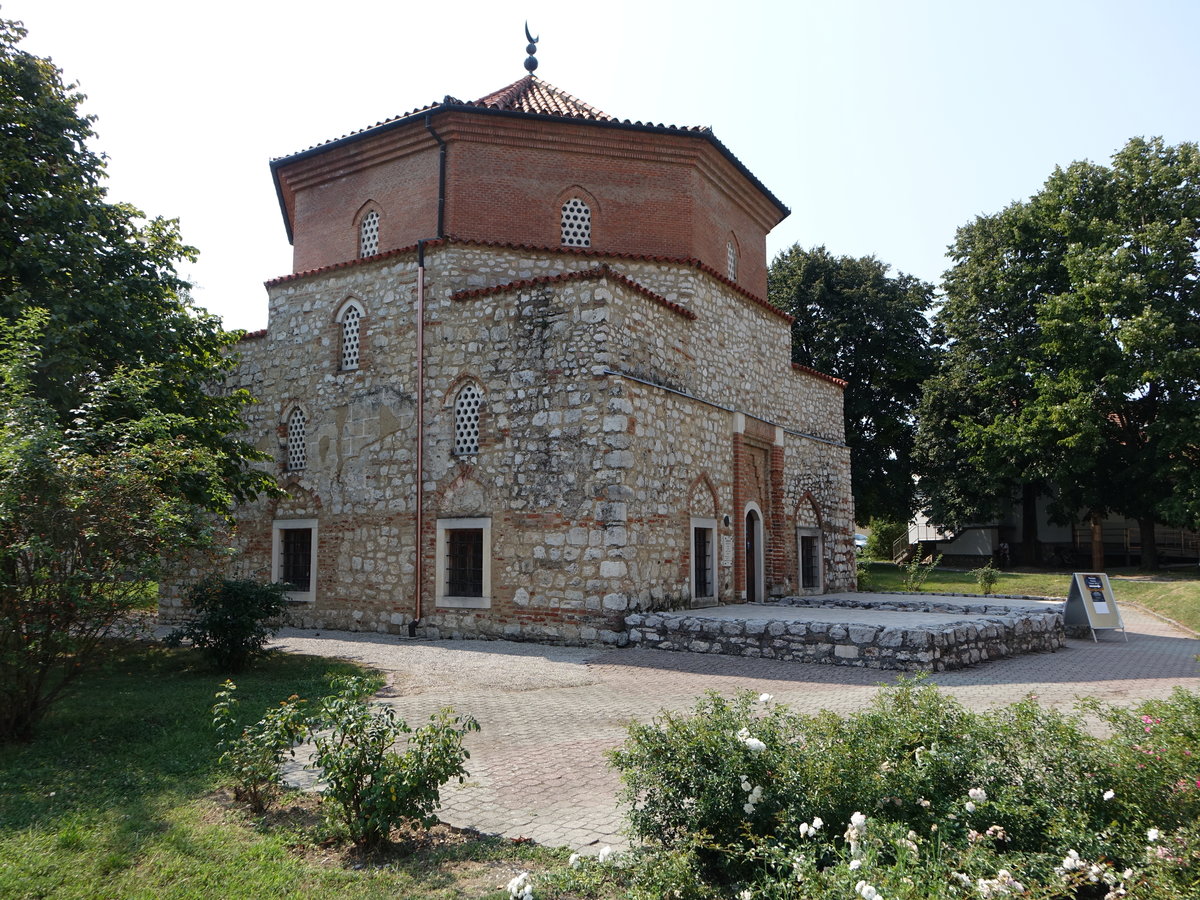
13, 0, 1200, 332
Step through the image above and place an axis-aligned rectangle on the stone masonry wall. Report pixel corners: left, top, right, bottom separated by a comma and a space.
166, 242, 854, 641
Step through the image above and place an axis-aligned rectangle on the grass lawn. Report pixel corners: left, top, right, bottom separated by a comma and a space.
862, 562, 1200, 633
0, 642, 582, 899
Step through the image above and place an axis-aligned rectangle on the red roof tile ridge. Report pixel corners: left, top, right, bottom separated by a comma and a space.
471, 75, 613, 121
262, 238, 788, 327
238, 328, 268, 342
441, 236, 792, 324
263, 241, 443, 287
449, 263, 697, 321
791, 361, 847, 388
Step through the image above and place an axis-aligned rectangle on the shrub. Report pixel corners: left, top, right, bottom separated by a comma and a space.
610, 680, 1200, 896
167, 577, 289, 672
311, 675, 480, 849
211, 680, 309, 814
971, 561, 1000, 595
0, 312, 228, 743
863, 518, 908, 561
901, 545, 942, 591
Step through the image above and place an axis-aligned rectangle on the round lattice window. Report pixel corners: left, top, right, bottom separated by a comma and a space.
359, 210, 380, 258
287, 408, 307, 471
454, 384, 482, 456
341, 305, 361, 370
560, 198, 591, 247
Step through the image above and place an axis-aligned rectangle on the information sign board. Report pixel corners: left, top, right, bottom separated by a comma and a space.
1064, 572, 1127, 642
720, 535, 734, 568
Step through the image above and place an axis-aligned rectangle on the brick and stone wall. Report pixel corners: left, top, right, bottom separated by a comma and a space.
166, 240, 853, 642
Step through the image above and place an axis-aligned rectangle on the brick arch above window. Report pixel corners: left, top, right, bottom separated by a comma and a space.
556, 186, 599, 249
354, 202, 382, 258
452, 380, 485, 457
335, 298, 365, 371
284, 405, 308, 472
726, 233, 740, 282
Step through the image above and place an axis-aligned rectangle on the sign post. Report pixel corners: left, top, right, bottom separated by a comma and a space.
1064, 572, 1127, 642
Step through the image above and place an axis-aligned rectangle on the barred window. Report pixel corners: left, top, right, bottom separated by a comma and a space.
286, 407, 307, 471
359, 210, 380, 258
446, 528, 484, 597
280, 528, 312, 592
726, 240, 738, 281
560, 197, 591, 247
453, 383, 482, 456
340, 303, 362, 370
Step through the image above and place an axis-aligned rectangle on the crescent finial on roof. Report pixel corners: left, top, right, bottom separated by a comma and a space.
524, 22, 539, 72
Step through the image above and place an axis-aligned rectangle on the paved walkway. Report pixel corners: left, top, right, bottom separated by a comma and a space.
270, 601, 1199, 854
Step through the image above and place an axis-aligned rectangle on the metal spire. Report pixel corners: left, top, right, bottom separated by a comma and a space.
524, 22, 539, 73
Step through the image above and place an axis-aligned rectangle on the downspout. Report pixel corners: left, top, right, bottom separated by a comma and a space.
411, 240, 427, 636
425, 113, 447, 240
410, 118, 445, 637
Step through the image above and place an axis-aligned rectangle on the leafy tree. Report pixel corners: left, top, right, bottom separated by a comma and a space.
917, 137, 1200, 569
0, 312, 230, 742
769, 246, 935, 523
0, 18, 273, 740
0, 16, 270, 510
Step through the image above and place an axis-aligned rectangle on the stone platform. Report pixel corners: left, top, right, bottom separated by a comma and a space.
624, 592, 1066, 671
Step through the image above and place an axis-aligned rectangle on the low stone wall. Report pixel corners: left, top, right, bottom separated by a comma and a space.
625, 604, 1066, 671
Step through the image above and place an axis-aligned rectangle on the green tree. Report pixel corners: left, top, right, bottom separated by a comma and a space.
769, 245, 935, 523
0, 18, 273, 740
0, 312, 230, 742
0, 16, 270, 510
917, 137, 1200, 569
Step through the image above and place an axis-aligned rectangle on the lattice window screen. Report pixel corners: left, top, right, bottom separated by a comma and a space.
341, 305, 361, 370
359, 210, 380, 258
727, 241, 738, 281
287, 408, 307, 471
560, 198, 591, 247
453, 384, 482, 455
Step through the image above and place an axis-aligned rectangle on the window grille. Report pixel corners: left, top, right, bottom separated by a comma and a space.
341, 304, 361, 370
281, 528, 313, 592
800, 534, 820, 589
693, 527, 714, 598
359, 210, 380, 258
446, 528, 484, 597
287, 408, 307, 471
453, 383, 482, 455
727, 241, 738, 281
560, 197, 591, 247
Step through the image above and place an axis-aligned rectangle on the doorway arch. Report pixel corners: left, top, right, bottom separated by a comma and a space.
744, 502, 765, 603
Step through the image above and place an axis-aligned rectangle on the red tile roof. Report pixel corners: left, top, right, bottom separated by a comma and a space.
792, 361, 847, 388
472, 75, 613, 121
263, 237, 791, 324
450, 264, 697, 321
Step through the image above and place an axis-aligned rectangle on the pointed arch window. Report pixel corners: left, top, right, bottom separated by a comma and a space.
560, 197, 591, 247
339, 302, 363, 370
286, 407, 307, 471
359, 209, 380, 258
726, 240, 738, 281
453, 383, 483, 456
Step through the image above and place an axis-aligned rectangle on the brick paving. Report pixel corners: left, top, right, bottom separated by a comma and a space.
271, 601, 1199, 854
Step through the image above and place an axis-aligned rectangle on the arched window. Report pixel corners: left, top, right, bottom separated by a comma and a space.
359, 209, 380, 258
339, 302, 362, 370
560, 197, 591, 247
453, 383, 483, 456
726, 240, 738, 281
286, 407, 307, 471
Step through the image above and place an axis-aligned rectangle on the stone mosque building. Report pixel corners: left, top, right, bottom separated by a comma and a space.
190, 40, 856, 644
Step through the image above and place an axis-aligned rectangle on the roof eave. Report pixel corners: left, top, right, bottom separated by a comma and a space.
267, 104, 791, 239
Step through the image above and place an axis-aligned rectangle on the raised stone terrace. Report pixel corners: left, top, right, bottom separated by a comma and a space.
625, 592, 1066, 671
